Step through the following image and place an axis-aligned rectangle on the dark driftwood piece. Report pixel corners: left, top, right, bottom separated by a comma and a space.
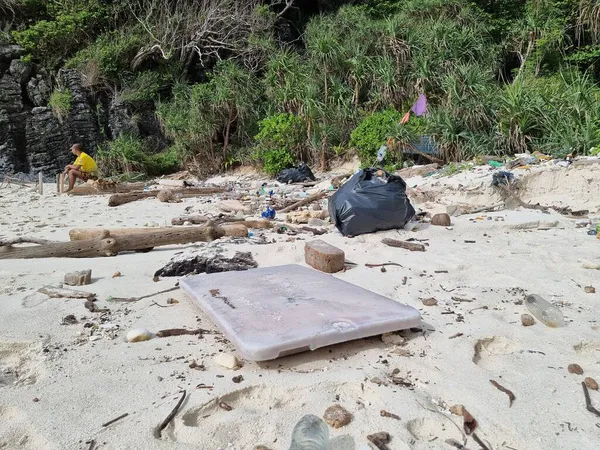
156, 328, 210, 337
155, 390, 187, 438
0, 227, 223, 259
171, 215, 210, 225
102, 413, 129, 428
381, 238, 426, 252
582, 381, 600, 417
490, 379, 516, 407
279, 191, 328, 213
108, 187, 226, 207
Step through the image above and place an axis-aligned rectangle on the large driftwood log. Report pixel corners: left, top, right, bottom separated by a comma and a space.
69, 224, 248, 241
171, 215, 210, 225
0, 226, 223, 259
69, 181, 147, 196
382, 238, 426, 252
108, 187, 226, 207
279, 191, 328, 213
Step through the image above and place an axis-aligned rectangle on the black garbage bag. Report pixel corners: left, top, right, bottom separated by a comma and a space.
328, 168, 415, 237
276, 162, 316, 184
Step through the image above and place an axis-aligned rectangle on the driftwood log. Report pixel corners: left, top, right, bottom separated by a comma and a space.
279, 191, 328, 214
0, 226, 223, 259
382, 238, 426, 252
69, 224, 248, 241
68, 181, 147, 196
108, 187, 226, 207
171, 215, 210, 225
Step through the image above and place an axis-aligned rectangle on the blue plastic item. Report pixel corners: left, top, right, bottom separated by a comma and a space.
261, 206, 276, 220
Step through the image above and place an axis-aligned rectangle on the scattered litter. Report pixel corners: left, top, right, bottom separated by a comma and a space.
584, 286, 596, 294
422, 298, 438, 306
431, 213, 451, 227
214, 353, 240, 370
329, 168, 415, 237
367, 431, 391, 450
323, 404, 352, 428
276, 162, 316, 184
521, 314, 535, 326
524, 294, 565, 327
61, 314, 78, 325
127, 328, 153, 343
382, 238, 425, 252
492, 171, 514, 187
379, 410, 400, 420
568, 364, 584, 375
305, 239, 345, 273
64, 269, 92, 286
218, 400, 233, 411
584, 377, 598, 391
112, 271, 122, 278
490, 379, 516, 407
154, 252, 257, 278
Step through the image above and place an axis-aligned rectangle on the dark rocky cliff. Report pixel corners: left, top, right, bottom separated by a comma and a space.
0, 44, 165, 179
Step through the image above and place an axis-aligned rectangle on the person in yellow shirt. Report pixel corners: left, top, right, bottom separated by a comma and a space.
62, 143, 98, 192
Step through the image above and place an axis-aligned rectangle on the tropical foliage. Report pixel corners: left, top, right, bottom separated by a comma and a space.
5, 0, 600, 174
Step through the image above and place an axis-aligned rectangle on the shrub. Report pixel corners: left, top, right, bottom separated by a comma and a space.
96, 135, 181, 177
254, 113, 304, 175
120, 71, 167, 103
48, 88, 72, 122
66, 31, 143, 82
350, 109, 402, 165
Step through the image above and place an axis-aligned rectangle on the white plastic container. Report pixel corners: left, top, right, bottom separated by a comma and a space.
289, 415, 329, 450
525, 294, 565, 328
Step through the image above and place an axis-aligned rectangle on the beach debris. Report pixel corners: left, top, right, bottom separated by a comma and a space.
157, 189, 179, 203
380, 410, 401, 420
109, 286, 179, 303
89, 335, 102, 342
38, 286, 95, 299
127, 328, 153, 343
64, 269, 92, 286
166, 298, 179, 305
305, 240, 345, 273
524, 294, 565, 327
582, 382, 600, 418
109, 187, 226, 207
232, 375, 244, 383
323, 404, 352, 428
449, 332, 464, 339
61, 314, 78, 325
218, 400, 233, 411
112, 271, 122, 278
584, 286, 596, 294
329, 168, 415, 237
568, 364, 584, 375
214, 353, 240, 370
490, 380, 516, 407
422, 297, 438, 306
102, 412, 129, 428
280, 191, 328, 214
584, 377, 598, 391
367, 431, 391, 450
171, 215, 210, 226
521, 314, 535, 326
382, 238, 425, 252
155, 390, 187, 438
1, 226, 223, 259
286, 209, 328, 224
431, 213, 451, 226
381, 332, 405, 345
582, 262, 600, 270
449, 404, 477, 435
366, 262, 403, 269
277, 162, 316, 184
154, 252, 257, 278
156, 328, 207, 338
308, 218, 330, 227
219, 199, 249, 213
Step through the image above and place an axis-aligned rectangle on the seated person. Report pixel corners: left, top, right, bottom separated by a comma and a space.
62, 143, 98, 192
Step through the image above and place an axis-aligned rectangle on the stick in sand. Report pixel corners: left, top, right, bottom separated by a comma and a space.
108, 286, 179, 303
381, 238, 425, 252
582, 381, 600, 417
155, 390, 187, 438
102, 412, 129, 428
279, 191, 328, 213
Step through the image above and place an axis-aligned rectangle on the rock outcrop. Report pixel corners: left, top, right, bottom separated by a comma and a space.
0, 43, 167, 179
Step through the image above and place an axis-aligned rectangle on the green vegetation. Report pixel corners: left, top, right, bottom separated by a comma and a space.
254, 114, 305, 175
96, 135, 181, 177
5, 0, 600, 176
48, 88, 72, 122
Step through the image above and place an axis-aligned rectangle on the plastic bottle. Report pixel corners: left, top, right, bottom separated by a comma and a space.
289, 414, 329, 450
524, 294, 565, 328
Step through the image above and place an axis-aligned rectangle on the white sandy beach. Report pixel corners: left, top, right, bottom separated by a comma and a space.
1, 162, 600, 450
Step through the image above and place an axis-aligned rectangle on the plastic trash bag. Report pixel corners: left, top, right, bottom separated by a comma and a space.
492, 171, 514, 187
276, 162, 316, 184
328, 168, 416, 237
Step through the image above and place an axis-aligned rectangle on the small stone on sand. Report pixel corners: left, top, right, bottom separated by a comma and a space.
521, 314, 535, 326
323, 404, 352, 428
584, 377, 598, 390
214, 353, 240, 370
568, 363, 583, 375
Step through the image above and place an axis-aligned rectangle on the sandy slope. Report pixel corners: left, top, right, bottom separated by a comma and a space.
1, 163, 599, 450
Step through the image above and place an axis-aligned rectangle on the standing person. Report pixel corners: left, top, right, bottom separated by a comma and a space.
62, 143, 98, 192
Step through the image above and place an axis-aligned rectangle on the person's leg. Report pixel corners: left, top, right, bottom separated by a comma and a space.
66, 169, 84, 191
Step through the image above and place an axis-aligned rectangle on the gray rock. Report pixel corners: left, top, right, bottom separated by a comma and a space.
64, 269, 92, 286
9, 59, 33, 85
26, 76, 52, 107
0, 74, 23, 113
0, 45, 24, 63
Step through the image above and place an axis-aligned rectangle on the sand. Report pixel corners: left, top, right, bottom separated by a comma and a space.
1, 161, 600, 450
